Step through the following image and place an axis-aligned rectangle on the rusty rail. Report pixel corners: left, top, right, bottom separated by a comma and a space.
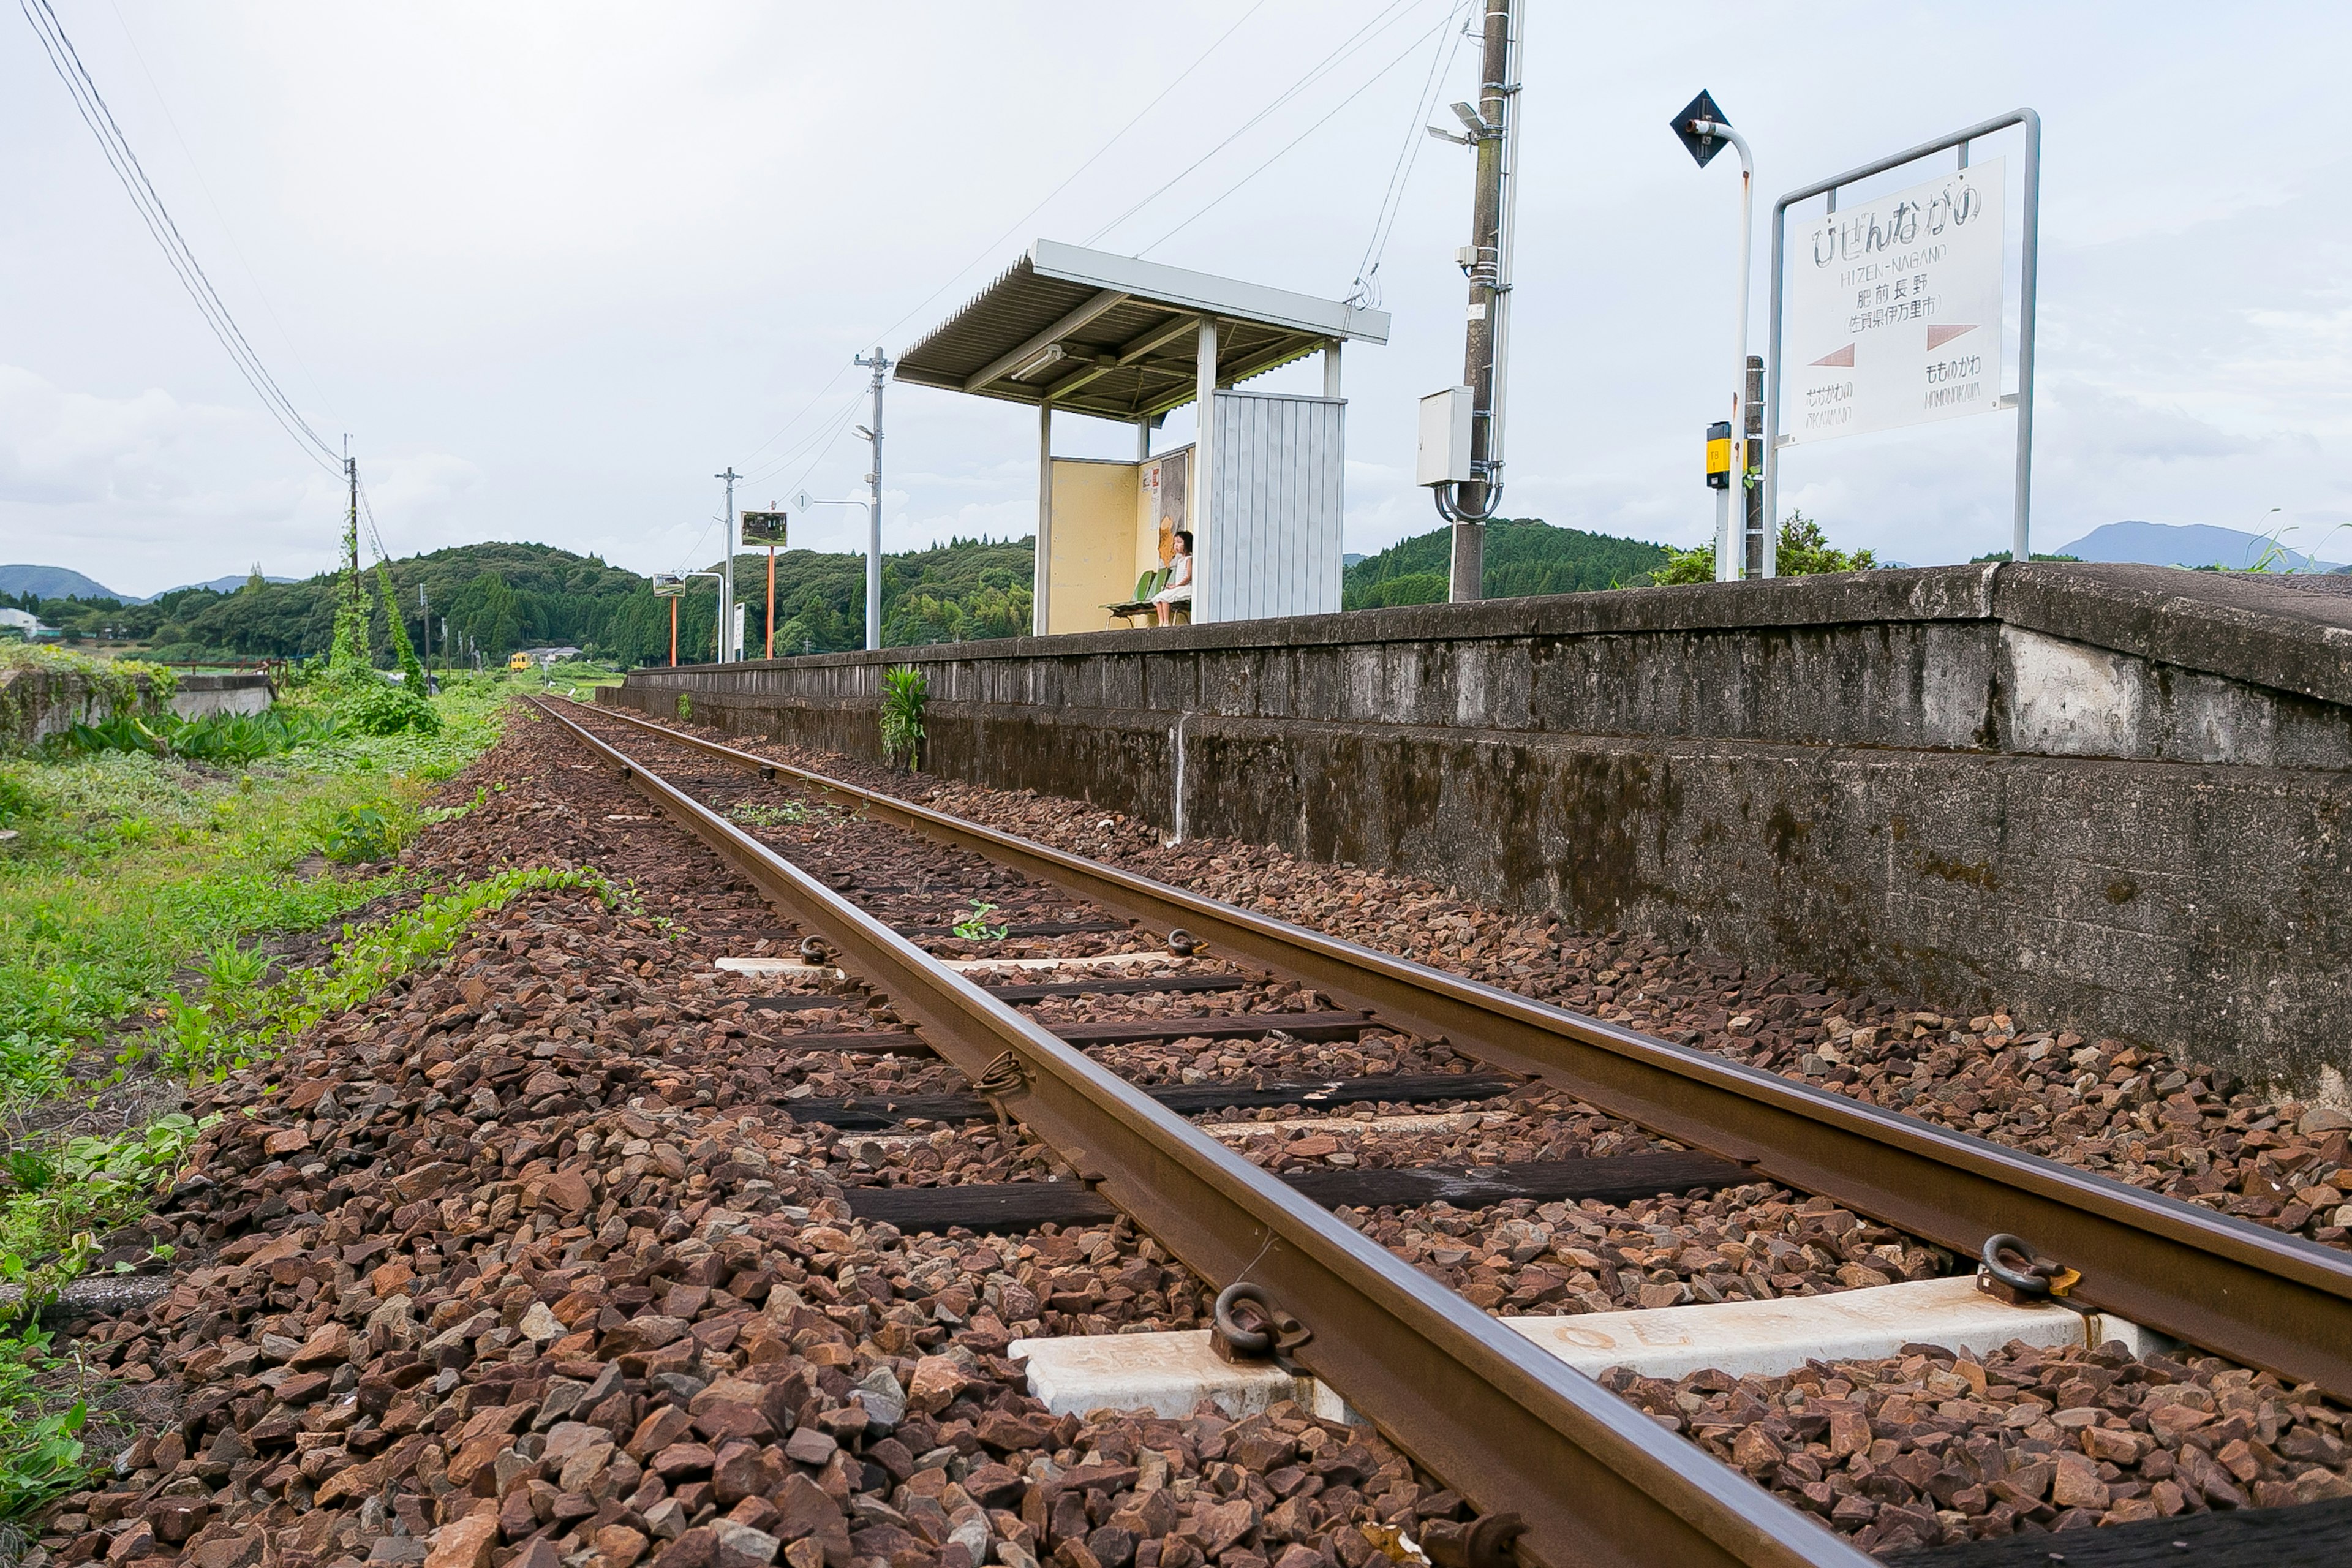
562, 696, 2352, 1403
532, 697, 1866, 1568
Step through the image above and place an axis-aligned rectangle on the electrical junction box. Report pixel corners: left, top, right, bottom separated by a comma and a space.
1417, 386, 1475, 487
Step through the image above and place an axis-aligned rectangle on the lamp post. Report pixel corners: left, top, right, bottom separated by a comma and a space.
1672, 91, 1756, 582
793, 490, 876, 649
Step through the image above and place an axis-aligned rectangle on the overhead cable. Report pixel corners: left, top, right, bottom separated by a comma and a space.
19, 0, 341, 474
1085, 0, 1433, 248
1137, 5, 1464, 258
1351, 1, 1476, 300
733, 0, 1277, 477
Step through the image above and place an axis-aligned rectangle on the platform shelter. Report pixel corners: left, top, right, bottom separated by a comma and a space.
895, 241, 1390, 634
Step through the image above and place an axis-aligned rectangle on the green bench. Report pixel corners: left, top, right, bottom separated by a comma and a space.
1108, 567, 1186, 627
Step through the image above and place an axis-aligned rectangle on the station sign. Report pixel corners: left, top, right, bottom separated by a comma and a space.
740, 511, 789, 546
1784, 159, 2005, 445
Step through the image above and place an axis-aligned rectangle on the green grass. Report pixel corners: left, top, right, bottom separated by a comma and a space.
0, 676, 524, 1513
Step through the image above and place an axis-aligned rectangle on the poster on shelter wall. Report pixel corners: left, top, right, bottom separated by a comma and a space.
1142, 450, 1188, 564
1785, 159, 2006, 444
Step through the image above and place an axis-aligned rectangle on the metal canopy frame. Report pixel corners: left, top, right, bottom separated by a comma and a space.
1762, 109, 2041, 565
895, 239, 1390, 423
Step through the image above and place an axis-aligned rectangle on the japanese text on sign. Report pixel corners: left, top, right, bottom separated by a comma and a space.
1785, 159, 2006, 444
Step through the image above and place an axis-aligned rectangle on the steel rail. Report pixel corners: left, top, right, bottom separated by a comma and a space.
531, 698, 1865, 1568
564, 696, 2352, 1401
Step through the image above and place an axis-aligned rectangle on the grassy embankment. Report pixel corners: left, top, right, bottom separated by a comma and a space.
0, 655, 619, 1511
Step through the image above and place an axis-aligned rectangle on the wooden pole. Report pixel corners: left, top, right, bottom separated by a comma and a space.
766, 545, 776, 659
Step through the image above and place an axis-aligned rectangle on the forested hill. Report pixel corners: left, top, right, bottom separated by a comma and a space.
11, 520, 1675, 662
1343, 518, 1670, 609
2, 537, 1039, 666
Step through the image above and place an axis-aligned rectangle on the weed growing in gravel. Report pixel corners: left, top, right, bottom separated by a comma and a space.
729, 801, 807, 828
0, 1328, 89, 1520
953, 897, 1008, 940
134, 864, 623, 1085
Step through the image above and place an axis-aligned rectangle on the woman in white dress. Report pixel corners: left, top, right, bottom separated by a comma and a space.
1153, 530, 1194, 626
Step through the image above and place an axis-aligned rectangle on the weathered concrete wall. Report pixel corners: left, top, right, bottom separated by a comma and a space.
169, 673, 273, 720
1, 664, 154, 749
2, 666, 271, 746
605, 564, 2352, 1091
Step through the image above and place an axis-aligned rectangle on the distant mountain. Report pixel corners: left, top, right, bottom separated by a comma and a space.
0, 564, 123, 601
156, 573, 296, 598
2056, 521, 2348, 573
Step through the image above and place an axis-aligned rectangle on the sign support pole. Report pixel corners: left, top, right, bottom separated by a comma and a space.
1694, 119, 1755, 582
2011, 115, 2042, 562
1762, 108, 2041, 564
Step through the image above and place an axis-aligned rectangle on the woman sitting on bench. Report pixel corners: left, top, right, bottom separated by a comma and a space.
1154, 530, 1194, 626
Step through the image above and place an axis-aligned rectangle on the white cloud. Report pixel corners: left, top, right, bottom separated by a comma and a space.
7, 0, 2352, 598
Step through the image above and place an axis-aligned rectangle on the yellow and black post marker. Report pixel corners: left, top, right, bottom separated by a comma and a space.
1704, 421, 1733, 490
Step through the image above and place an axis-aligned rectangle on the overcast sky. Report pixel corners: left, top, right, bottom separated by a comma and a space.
4, 1, 2348, 597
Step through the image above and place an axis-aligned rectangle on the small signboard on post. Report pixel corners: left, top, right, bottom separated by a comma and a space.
1784, 161, 2006, 445
739, 511, 788, 546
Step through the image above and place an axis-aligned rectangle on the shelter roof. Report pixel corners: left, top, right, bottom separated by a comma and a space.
895, 240, 1389, 422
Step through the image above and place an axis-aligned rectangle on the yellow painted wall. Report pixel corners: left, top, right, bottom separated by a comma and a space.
1048, 459, 1142, 635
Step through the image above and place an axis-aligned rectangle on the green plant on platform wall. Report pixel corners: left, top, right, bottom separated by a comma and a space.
879, 665, 926, 770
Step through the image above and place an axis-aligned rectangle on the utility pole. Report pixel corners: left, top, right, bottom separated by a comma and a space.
715, 467, 741, 662
1432, 0, 1524, 601
853, 347, 892, 652
1743, 354, 1766, 576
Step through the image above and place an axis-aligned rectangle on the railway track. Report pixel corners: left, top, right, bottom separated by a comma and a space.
537, 696, 2352, 1566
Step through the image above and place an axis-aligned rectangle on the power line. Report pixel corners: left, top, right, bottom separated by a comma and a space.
1352, 0, 1475, 298
741, 382, 867, 487
1085, 0, 1433, 248
102, 0, 343, 430
731, 0, 1278, 477
1137, 6, 1464, 258
19, 0, 339, 473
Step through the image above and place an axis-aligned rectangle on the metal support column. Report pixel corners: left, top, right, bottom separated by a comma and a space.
1034, 399, 1054, 635
1193, 318, 1218, 617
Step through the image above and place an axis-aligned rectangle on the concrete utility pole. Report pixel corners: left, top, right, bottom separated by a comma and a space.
715, 467, 740, 661
854, 348, 892, 652
1435, 0, 1524, 602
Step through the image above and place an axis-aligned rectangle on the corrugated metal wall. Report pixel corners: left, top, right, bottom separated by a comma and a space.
1199, 390, 1344, 623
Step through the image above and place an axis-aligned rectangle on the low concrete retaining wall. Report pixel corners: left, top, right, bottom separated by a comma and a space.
169, 673, 273, 720
2, 665, 273, 747
1, 664, 151, 748
605, 564, 2352, 1093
